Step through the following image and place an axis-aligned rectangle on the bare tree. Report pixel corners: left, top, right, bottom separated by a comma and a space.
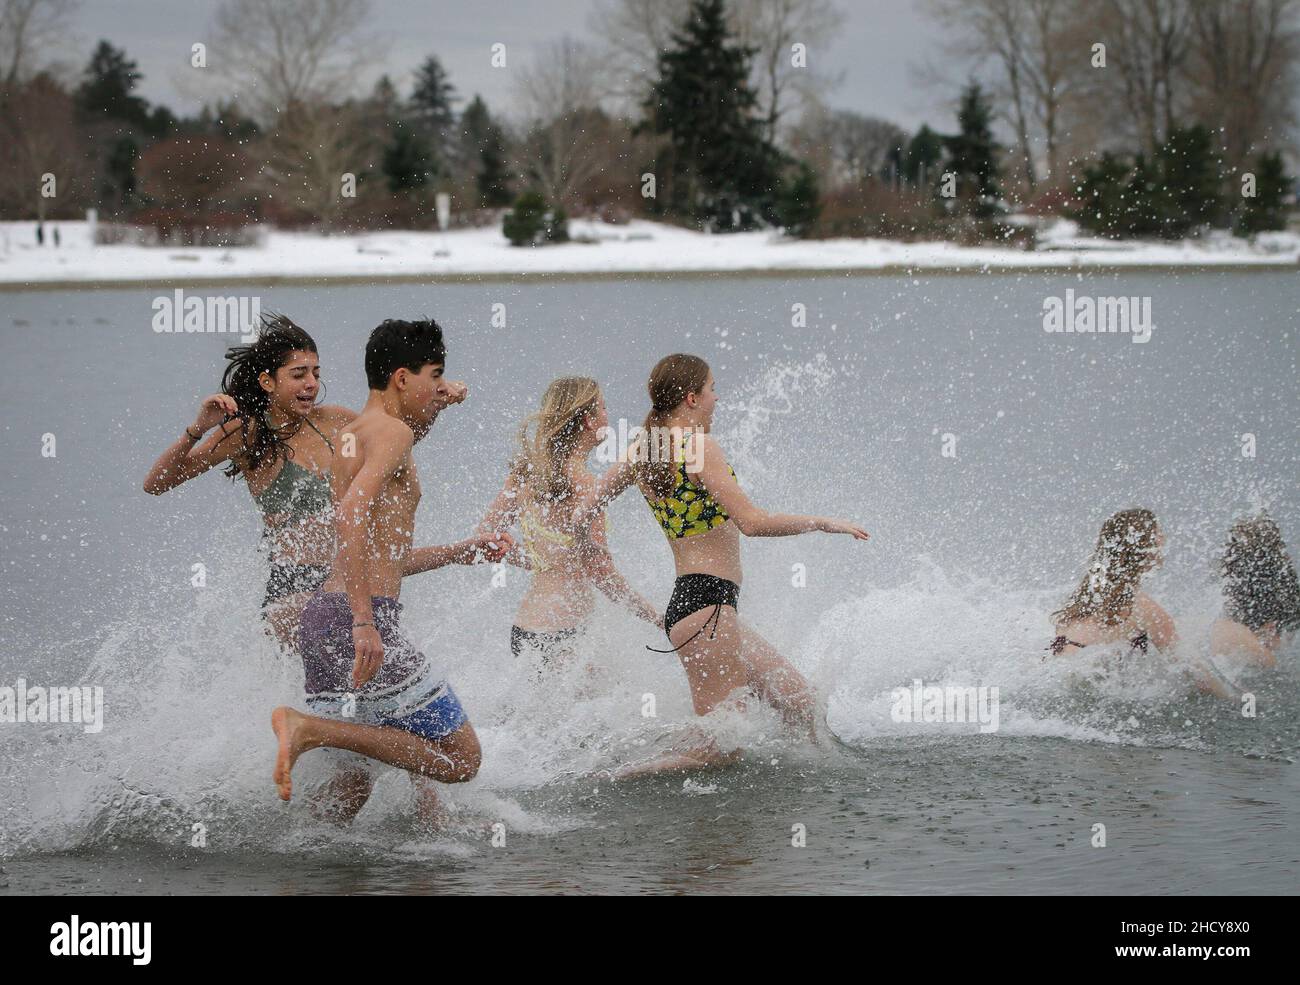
924, 0, 1091, 187
789, 106, 908, 187
208, 0, 377, 122
0, 72, 86, 217
588, 0, 690, 108
256, 103, 370, 227
731, 0, 845, 143
512, 36, 612, 207
1092, 0, 1193, 156
924, 0, 1039, 189
0, 0, 77, 88
1184, 0, 1299, 168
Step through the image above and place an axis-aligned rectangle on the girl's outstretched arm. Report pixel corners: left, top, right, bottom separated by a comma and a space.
695, 434, 869, 540
476, 466, 530, 569
577, 514, 661, 628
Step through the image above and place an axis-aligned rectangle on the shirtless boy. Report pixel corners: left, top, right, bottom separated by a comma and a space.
271, 318, 507, 822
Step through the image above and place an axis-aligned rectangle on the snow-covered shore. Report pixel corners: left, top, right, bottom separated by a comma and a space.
1, 217, 1296, 288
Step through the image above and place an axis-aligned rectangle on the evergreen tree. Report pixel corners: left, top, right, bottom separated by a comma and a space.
459, 94, 511, 207
383, 123, 436, 193
370, 75, 400, 118
1072, 152, 1130, 236
904, 124, 944, 185
77, 41, 151, 131
503, 190, 567, 245
943, 82, 1001, 215
1123, 152, 1168, 237
774, 162, 820, 236
641, 0, 781, 229
102, 135, 139, 211
1237, 151, 1293, 235
1157, 125, 1223, 236
411, 55, 456, 133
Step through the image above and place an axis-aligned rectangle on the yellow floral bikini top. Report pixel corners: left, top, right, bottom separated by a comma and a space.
520, 506, 609, 572
643, 436, 736, 539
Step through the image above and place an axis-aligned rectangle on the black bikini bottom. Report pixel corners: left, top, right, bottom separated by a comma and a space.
263, 564, 330, 608
659, 573, 741, 647
510, 625, 581, 663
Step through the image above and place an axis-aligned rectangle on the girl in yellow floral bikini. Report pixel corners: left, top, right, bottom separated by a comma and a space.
579, 354, 871, 776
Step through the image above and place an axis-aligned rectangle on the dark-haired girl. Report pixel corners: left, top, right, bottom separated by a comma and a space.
143, 315, 359, 648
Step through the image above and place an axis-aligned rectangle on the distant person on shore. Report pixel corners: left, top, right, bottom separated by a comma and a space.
577, 354, 870, 777
143, 315, 362, 649
1191, 515, 1300, 696
1047, 508, 1176, 658
478, 376, 661, 670
271, 318, 508, 827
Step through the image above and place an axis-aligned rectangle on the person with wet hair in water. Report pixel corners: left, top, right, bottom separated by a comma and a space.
576, 353, 870, 777
1209, 515, 1300, 670
143, 314, 362, 649
1047, 507, 1176, 658
478, 375, 662, 670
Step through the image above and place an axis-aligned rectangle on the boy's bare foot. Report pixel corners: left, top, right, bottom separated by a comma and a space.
271, 706, 308, 801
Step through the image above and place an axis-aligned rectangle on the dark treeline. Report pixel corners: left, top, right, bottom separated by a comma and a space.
0, 0, 1295, 244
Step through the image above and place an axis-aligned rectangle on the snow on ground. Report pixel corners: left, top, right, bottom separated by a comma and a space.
1, 217, 1296, 286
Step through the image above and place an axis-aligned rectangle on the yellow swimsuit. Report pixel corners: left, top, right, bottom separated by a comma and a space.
520, 507, 609, 571
643, 437, 736, 539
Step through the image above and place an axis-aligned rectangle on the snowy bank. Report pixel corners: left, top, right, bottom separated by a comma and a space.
1, 217, 1296, 289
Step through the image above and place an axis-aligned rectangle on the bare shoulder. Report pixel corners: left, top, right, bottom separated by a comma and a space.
361, 413, 415, 458
701, 432, 731, 459
1134, 592, 1169, 619
313, 404, 358, 428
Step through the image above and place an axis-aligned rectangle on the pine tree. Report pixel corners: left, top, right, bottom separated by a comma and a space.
943, 82, 1001, 215
1072, 152, 1130, 236
774, 162, 820, 236
1237, 151, 1292, 235
371, 75, 400, 118
77, 41, 151, 131
459, 95, 511, 207
102, 135, 139, 211
642, 0, 780, 229
1157, 125, 1223, 236
904, 124, 944, 186
1123, 153, 1167, 237
383, 123, 436, 193
411, 56, 456, 133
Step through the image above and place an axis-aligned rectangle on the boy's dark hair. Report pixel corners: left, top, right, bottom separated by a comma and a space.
365, 318, 446, 390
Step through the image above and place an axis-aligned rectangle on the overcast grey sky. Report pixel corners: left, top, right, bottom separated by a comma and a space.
64, 0, 962, 133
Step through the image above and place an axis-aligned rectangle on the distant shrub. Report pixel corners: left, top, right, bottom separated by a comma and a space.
503, 191, 569, 246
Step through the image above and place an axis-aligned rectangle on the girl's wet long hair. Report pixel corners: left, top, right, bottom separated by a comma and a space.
513, 376, 601, 505
639, 353, 710, 498
1220, 515, 1300, 633
219, 314, 319, 478
1053, 508, 1161, 627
